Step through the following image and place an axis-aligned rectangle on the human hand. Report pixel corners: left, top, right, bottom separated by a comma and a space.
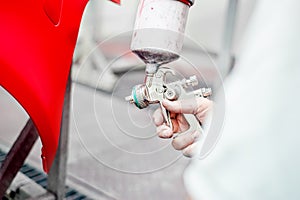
152, 98, 213, 157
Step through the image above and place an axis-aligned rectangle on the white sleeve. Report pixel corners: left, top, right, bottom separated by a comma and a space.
184, 0, 300, 199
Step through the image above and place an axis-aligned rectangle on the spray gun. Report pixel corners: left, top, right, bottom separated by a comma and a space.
126, 0, 212, 146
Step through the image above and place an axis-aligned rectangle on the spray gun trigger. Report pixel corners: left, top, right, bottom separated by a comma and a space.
160, 102, 173, 131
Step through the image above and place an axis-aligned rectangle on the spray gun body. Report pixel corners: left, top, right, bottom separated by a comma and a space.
127, 0, 211, 151
126, 68, 212, 134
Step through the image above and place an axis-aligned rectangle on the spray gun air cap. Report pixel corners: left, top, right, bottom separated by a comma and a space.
125, 85, 149, 109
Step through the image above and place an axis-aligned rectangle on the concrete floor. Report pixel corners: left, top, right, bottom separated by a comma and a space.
0, 70, 191, 200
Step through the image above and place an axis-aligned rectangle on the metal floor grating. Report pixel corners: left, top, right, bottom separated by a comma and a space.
0, 149, 92, 200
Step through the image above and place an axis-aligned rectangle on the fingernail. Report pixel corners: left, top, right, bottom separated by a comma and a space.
173, 133, 179, 139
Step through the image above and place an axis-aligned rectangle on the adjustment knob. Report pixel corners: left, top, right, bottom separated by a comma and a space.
186, 75, 198, 87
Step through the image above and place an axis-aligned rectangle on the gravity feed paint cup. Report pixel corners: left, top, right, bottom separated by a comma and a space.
131, 0, 194, 74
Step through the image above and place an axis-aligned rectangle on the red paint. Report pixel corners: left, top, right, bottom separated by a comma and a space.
0, 0, 120, 172
110, 0, 121, 4
178, 0, 193, 6
43, 0, 63, 25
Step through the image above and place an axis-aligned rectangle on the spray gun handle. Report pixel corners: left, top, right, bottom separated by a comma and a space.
171, 91, 204, 141
174, 113, 204, 157
164, 82, 210, 155
177, 113, 203, 138
162, 88, 204, 156
160, 97, 203, 145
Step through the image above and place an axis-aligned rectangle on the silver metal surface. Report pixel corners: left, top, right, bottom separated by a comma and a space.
47, 73, 71, 200
126, 68, 211, 149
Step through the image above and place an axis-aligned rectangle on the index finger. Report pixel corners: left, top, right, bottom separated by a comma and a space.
162, 99, 198, 114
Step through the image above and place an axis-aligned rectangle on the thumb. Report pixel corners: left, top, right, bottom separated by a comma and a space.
162, 99, 198, 114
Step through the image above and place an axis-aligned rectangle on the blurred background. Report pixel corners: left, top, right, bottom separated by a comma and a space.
0, 0, 257, 199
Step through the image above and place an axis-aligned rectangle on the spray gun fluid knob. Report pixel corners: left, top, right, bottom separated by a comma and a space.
165, 88, 178, 100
